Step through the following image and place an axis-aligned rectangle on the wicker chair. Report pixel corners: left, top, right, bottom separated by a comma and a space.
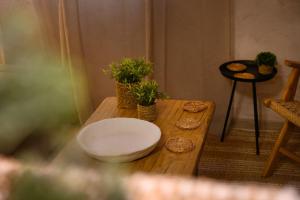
262, 59, 300, 177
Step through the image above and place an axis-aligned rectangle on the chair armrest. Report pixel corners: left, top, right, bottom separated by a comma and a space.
285, 60, 300, 68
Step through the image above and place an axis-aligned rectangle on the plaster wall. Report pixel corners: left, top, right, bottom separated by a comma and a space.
78, 0, 146, 107
78, 0, 232, 134
232, 0, 300, 128
0, 0, 232, 134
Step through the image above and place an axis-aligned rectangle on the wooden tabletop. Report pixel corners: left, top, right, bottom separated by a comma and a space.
52, 97, 215, 176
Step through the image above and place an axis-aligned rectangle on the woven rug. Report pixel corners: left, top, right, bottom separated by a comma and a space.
198, 129, 300, 189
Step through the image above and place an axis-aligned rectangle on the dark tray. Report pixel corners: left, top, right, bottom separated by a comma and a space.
219, 60, 277, 83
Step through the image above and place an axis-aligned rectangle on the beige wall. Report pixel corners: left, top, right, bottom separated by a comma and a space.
232, 0, 300, 128
78, 0, 232, 134
0, 0, 232, 134
153, 0, 232, 133
0, 0, 298, 133
78, 0, 146, 108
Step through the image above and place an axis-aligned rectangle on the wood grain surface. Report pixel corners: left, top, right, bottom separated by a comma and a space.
52, 97, 215, 176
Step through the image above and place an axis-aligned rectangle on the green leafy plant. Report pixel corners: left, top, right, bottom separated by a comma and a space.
130, 80, 168, 106
10, 171, 86, 200
104, 58, 152, 84
256, 52, 277, 67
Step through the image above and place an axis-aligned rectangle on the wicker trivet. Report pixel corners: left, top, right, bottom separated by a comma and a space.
165, 136, 195, 153
175, 118, 201, 130
183, 101, 207, 113
227, 63, 247, 72
234, 72, 255, 79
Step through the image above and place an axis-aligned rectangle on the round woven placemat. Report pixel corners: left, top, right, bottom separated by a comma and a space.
233, 72, 255, 79
226, 63, 247, 72
176, 118, 201, 130
165, 136, 195, 153
183, 101, 207, 113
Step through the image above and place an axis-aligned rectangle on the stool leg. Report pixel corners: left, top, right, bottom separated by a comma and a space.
262, 121, 291, 177
252, 82, 260, 155
221, 80, 237, 142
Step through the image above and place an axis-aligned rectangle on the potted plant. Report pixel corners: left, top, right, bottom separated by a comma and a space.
104, 58, 152, 108
130, 80, 167, 121
255, 52, 277, 75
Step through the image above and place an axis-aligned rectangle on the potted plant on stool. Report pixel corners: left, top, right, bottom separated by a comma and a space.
131, 80, 167, 121
256, 52, 277, 75
104, 58, 152, 108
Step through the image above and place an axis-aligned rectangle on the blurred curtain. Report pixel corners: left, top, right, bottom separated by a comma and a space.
0, 25, 5, 65
33, 0, 93, 124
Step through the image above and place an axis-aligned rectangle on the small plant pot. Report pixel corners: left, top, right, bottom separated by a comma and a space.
137, 104, 157, 122
115, 82, 137, 109
258, 64, 273, 75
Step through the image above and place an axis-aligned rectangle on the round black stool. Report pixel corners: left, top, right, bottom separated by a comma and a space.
219, 60, 277, 155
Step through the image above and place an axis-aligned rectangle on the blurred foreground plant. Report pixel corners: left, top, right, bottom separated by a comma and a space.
0, 157, 298, 200
0, 5, 79, 154
6, 164, 126, 200
10, 171, 86, 200
0, 61, 77, 153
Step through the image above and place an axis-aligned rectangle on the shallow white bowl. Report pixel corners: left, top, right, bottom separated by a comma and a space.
77, 118, 161, 163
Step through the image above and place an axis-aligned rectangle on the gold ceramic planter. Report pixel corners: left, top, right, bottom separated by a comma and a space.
115, 82, 137, 109
137, 104, 157, 122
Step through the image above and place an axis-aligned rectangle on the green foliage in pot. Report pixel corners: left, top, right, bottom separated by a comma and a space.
104, 58, 152, 84
130, 80, 168, 106
255, 52, 277, 67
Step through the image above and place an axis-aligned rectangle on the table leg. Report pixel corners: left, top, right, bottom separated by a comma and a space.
221, 80, 237, 142
252, 82, 260, 155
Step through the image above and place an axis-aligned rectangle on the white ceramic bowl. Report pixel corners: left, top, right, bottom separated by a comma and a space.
77, 118, 161, 163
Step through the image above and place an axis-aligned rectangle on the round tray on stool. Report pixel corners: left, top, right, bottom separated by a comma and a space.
219, 60, 277, 82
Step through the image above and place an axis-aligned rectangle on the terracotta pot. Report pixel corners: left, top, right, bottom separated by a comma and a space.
258, 64, 273, 75
137, 104, 157, 122
115, 82, 137, 109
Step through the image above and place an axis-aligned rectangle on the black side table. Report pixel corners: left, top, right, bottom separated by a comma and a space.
219, 60, 277, 155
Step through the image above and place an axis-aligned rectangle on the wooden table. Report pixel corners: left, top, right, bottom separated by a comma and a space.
52, 97, 215, 176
